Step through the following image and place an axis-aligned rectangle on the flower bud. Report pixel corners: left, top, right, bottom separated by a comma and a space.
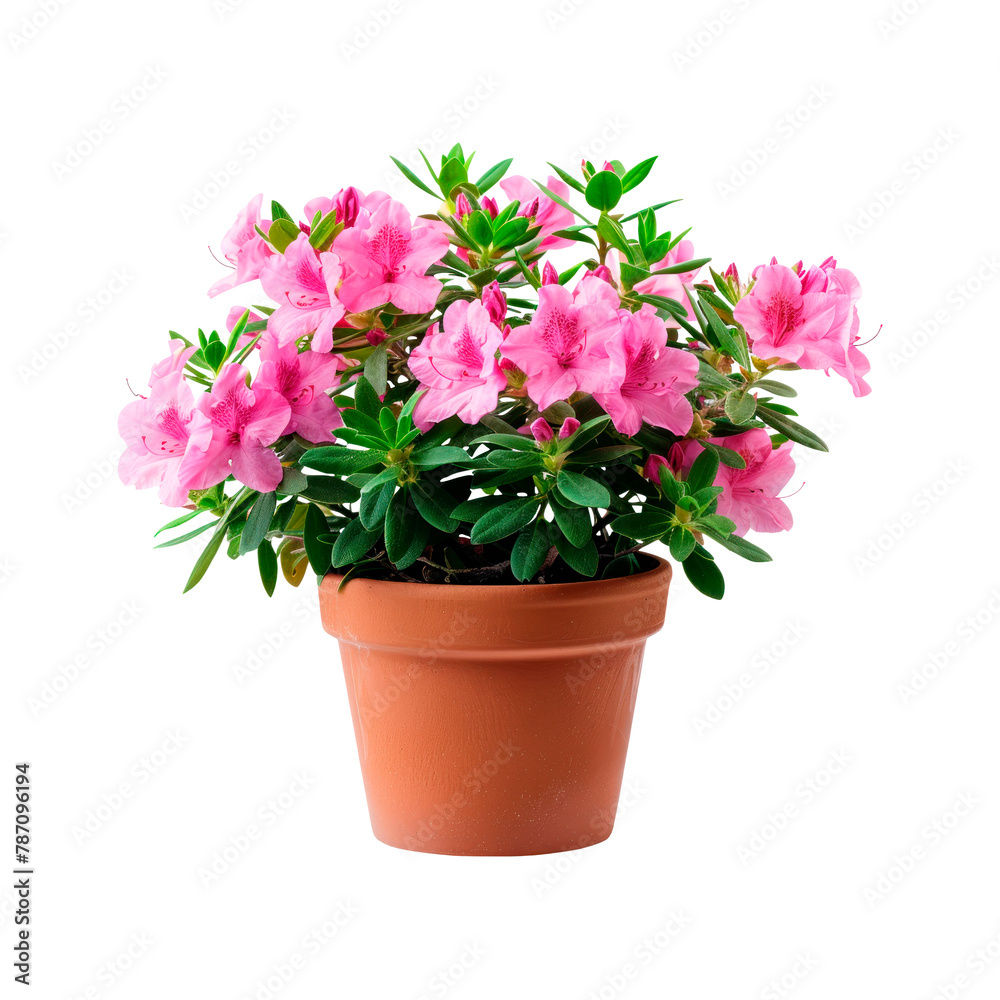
454, 193, 473, 219
529, 417, 554, 443
366, 330, 387, 347
481, 280, 507, 325
541, 261, 560, 286
602, 161, 615, 172
558, 417, 580, 439
481, 196, 499, 219
724, 262, 739, 281
585, 264, 615, 285
643, 454, 669, 482
522, 197, 540, 220
335, 186, 362, 228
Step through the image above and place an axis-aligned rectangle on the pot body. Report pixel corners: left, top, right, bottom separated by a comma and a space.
319, 558, 671, 856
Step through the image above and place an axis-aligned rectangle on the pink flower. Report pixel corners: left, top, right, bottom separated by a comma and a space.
498, 175, 575, 252
529, 417, 554, 443
559, 417, 580, 439
118, 371, 200, 507
334, 196, 448, 314
734, 260, 871, 396
594, 305, 698, 436
179, 364, 291, 494
677, 429, 795, 536
150, 338, 196, 381
541, 261, 560, 285
303, 186, 364, 230
500, 274, 622, 410
481, 281, 507, 325
208, 194, 273, 298
633, 239, 701, 328
409, 300, 507, 430
259, 233, 345, 352
253, 338, 348, 443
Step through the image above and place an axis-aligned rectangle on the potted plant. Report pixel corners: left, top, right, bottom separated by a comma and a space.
119, 149, 872, 856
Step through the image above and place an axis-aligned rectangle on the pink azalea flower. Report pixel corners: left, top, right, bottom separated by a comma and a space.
334, 196, 448, 314
500, 274, 622, 410
208, 193, 273, 298
733, 260, 872, 397
118, 371, 200, 507
498, 175, 575, 252
253, 338, 348, 443
409, 299, 507, 430
258, 233, 346, 352
150, 338, 196, 381
677, 429, 795, 536
303, 186, 364, 230
632, 239, 701, 328
594, 306, 698, 436
179, 364, 291, 494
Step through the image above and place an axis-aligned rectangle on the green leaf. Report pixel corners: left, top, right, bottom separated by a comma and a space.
467, 210, 494, 247
567, 414, 612, 449
410, 445, 468, 469
699, 289, 750, 367
257, 541, 278, 596
352, 376, 382, 418
239, 490, 277, 556
469, 497, 540, 545
698, 513, 737, 535
183, 530, 225, 593
703, 442, 747, 469
535, 181, 592, 224
451, 495, 510, 521
303, 503, 335, 575
682, 551, 726, 599
384, 488, 429, 568
271, 200, 294, 223
700, 526, 773, 562
546, 161, 586, 194
756, 405, 828, 452
486, 451, 544, 470
411, 481, 459, 532
359, 481, 395, 529
475, 157, 513, 193
510, 519, 550, 582
438, 156, 468, 198
687, 446, 720, 494
301, 446, 386, 475
550, 498, 591, 548
668, 526, 697, 561
554, 531, 599, 577
753, 378, 797, 398
611, 510, 672, 540
308, 209, 341, 251
596, 214, 634, 262
154, 509, 206, 536
621, 156, 657, 192
470, 433, 538, 452
493, 216, 530, 248
267, 218, 300, 253
331, 516, 381, 568
696, 359, 736, 391
566, 444, 640, 464
556, 470, 611, 508
724, 390, 757, 425
154, 520, 216, 549
652, 256, 712, 276
364, 347, 388, 399
585, 171, 623, 212
390, 155, 437, 197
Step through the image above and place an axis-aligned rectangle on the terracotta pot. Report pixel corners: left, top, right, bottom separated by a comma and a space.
319, 557, 672, 856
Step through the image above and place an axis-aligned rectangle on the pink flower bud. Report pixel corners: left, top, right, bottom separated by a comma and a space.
602, 161, 615, 172
541, 261, 560, 286
724, 262, 739, 280
522, 197, 540, 220
499, 356, 520, 372
335, 186, 362, 228
559, 417, 580, 439
529, 417, 554, 444
643, 454, 669, 483
481, 280, 507, 325
585, 264, 615, 285
454, 193, 473, 218
481, 196, 499, 219
366, 330, 387, 347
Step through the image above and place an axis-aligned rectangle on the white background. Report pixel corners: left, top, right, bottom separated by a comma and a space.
2, 0, 999, 997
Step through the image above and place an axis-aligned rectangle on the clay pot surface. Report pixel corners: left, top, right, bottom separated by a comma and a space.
319, 558, 671, 856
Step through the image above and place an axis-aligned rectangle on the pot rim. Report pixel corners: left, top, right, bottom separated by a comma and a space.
321, 554, 671, 597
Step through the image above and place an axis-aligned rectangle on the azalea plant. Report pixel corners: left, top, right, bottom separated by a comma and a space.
119, 148, 872, 598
